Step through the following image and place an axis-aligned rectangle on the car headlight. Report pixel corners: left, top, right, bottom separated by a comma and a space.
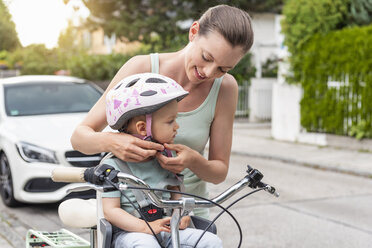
16, 142, 59, 164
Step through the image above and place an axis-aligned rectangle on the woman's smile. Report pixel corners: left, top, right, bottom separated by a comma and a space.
194, 66, 206, 80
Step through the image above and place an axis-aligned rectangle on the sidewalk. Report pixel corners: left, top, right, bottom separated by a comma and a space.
0, 210, 24, 248
231, 121, 372, 178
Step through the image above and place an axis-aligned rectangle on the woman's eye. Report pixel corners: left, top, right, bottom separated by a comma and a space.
220, 68, 227, 73
202, 54, 211, 62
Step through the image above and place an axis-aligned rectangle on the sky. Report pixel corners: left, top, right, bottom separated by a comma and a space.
5, 0, 89, 49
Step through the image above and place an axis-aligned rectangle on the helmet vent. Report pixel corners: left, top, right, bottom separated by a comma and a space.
140, 90, 157, 96
146, 78, 167, 84
114, 82, 123, 90
126, 78, 140, 87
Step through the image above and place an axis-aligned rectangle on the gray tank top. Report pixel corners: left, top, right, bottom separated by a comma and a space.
150, 53, 222, 218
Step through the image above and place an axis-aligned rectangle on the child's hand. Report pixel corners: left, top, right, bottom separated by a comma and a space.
144, 217, 171, 234
179, 216, 191, 230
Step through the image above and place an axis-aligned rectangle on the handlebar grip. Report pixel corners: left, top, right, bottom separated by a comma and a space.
51, 167, 87, 183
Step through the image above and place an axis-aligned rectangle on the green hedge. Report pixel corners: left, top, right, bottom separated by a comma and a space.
295, 24, 372, 139
281, 0, 349, 61
67, 53, 131, 81
3, 45, 134, 81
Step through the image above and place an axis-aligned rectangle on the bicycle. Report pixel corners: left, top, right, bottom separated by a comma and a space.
26, 162, 278, 248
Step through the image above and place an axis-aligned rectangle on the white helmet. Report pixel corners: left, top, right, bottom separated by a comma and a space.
106, 73, 189, 130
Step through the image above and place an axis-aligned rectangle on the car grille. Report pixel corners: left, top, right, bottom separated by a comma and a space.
24, 178, 68, 192
65, 151, 106, 167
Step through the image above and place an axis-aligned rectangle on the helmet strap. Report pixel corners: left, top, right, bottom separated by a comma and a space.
145, 114, 152, 138
130, 114, 152, 141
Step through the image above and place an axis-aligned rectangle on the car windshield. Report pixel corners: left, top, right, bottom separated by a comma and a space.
4, 82, 102, 116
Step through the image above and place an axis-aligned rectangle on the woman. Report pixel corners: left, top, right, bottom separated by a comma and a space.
71, 4, 253, 218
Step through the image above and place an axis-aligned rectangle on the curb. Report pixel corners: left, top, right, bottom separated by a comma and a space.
231, 150, 372, 179
0, 212, 25, 248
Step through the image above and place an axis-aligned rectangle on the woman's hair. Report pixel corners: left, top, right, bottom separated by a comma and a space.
198, 5, 254, 53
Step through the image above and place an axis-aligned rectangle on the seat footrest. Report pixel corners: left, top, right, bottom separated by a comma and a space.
26, 228, 90, 248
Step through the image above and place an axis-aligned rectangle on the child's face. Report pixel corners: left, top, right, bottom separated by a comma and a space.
152, 100, 179, 144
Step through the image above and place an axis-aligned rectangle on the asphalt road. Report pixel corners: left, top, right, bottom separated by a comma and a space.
1, 153, 372, 247
209, 155, 372, 248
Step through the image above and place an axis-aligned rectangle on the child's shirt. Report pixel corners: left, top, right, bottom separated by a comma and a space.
101, 157, 180, 215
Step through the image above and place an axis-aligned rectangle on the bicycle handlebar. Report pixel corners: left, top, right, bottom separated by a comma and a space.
51, 164, 279, 209
52, 163, 278, 248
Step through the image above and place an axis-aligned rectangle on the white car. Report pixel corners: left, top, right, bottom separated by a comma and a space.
0, 75, 106, 207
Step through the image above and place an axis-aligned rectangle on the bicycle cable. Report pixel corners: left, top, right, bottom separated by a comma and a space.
193, 188, 265, 248
126, 186, 243, 248
106, 180, 165, 248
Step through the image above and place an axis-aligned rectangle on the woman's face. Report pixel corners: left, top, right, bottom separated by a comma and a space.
185, 24, 245, 83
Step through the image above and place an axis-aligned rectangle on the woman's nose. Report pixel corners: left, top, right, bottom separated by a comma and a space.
204, 66, 214, 78
204, 65, 218, 78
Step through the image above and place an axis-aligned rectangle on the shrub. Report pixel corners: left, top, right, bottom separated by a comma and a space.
281, 0, 349, 57
229, 53, 256, 85
9, 45, 63, 75
297, 24, 372, 138
66, 53, 132, 81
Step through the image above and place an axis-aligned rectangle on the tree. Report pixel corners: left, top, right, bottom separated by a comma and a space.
0, 0, 20, 51
57, 20, 87, 55
71, 0, 282, 51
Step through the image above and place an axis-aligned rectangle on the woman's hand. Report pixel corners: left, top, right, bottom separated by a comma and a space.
156, 143, 200, 174
144, 217, 171, 234
108, 132, 164, 162
179, 216, 191, 230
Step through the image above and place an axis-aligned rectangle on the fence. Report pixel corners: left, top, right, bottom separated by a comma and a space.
248, 78, 275, 122
236, 82, 250, 117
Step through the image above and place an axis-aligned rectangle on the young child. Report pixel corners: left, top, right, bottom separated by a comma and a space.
102, 73, 222, 248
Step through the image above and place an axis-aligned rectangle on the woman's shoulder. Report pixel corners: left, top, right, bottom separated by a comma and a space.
214, 74, 239, 118
124, 54, 152, 73
219, 73, 239, 93
109, 54, 152, 87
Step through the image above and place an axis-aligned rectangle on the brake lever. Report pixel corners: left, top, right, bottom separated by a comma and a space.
262, 184, 280, 197
246, 165, 279, 197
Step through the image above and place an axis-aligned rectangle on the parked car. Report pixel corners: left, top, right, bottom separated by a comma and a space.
0, 75, 107, 207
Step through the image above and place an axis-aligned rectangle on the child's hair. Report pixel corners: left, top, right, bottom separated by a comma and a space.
198, 5, 254, 53
106, 73, 188, 131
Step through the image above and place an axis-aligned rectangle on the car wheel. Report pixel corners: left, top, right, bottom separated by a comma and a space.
0, 153, 20, 207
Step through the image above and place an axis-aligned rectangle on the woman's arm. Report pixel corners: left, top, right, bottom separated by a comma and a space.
205, 73, 238, 182
157, 74, 238, 184
102, 197, 171, 234
70, 55, 164, 161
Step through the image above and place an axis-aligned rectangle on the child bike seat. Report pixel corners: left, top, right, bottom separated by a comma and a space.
99, 216, 217, 248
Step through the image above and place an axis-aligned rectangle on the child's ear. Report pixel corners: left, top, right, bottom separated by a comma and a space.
135, 121, 147, 136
